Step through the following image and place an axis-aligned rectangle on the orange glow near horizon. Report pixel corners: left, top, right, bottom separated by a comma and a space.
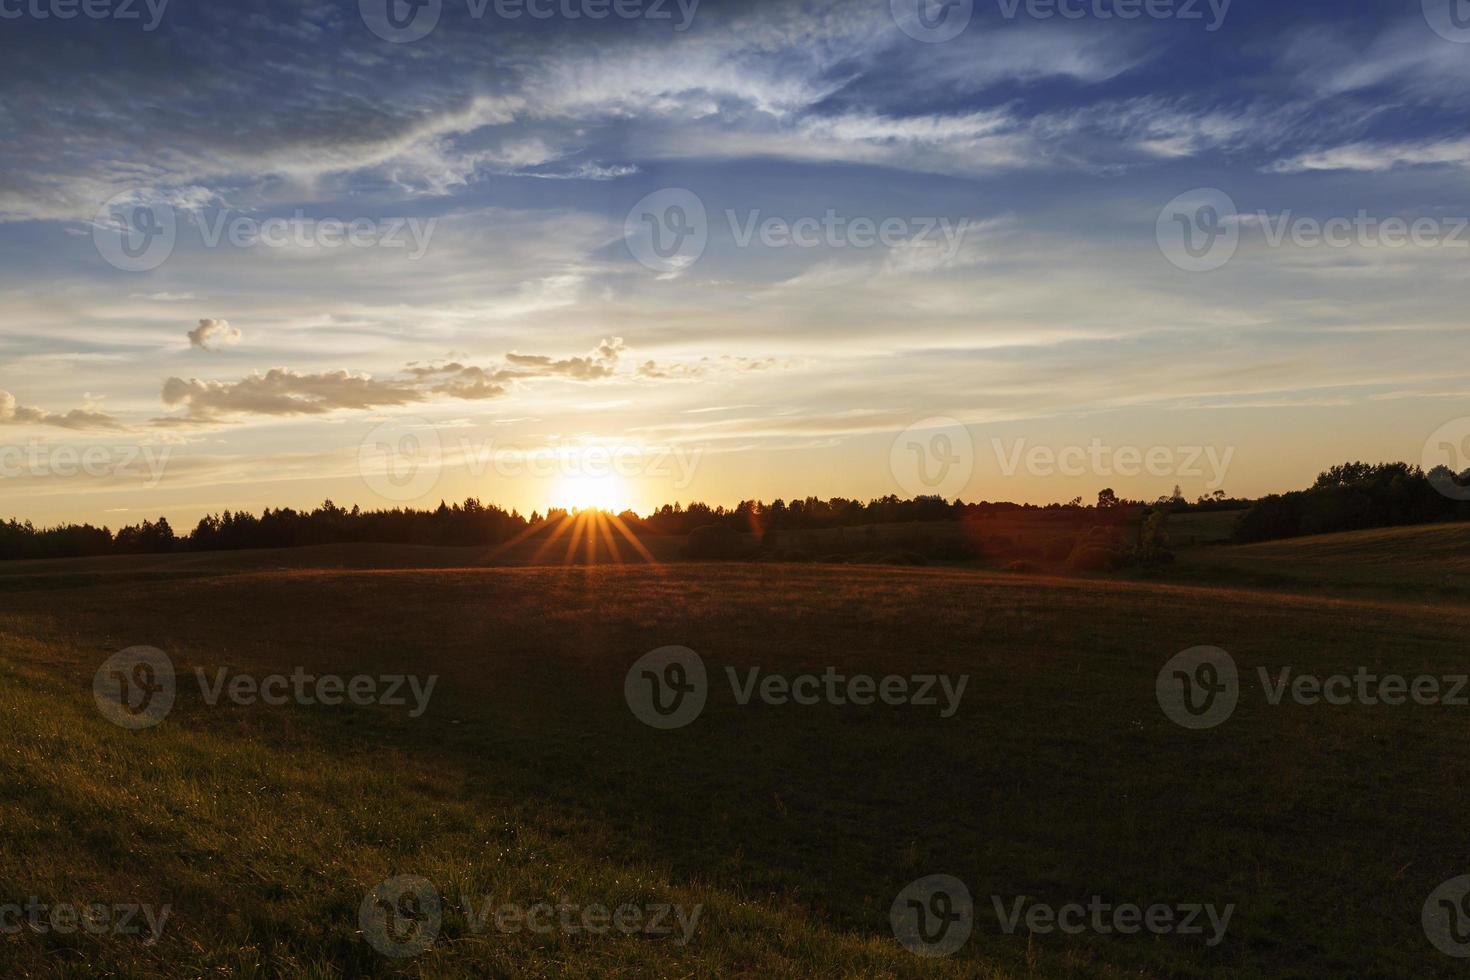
507, 509, 657, 567
549, 473, 633, 514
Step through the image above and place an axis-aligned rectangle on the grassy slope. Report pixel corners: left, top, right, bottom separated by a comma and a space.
1173, 521, 1470, 597
0, 557, 1468, 976
1227, 522, 1470, 569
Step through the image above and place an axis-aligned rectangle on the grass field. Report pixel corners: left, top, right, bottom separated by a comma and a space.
2, 530, 1469, 976
1172, 522, 1470, 599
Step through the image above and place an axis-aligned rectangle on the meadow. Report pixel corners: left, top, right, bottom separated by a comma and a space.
1, 522, 1468, 976
1172, 522, 1470, 599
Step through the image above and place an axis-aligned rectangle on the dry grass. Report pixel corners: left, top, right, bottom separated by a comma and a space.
1174, 521, 1470, 598
0, 553, 1466, 976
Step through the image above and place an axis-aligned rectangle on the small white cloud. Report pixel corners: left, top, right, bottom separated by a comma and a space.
187, 318, 242, 351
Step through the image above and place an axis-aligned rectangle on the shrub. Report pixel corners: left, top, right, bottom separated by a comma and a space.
1043, 538, 1074, 561
683, 524, 745, 559
1066, 544, 1121, 572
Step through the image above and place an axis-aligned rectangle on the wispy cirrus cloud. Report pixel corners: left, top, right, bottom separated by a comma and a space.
1269, 137, 1470, 174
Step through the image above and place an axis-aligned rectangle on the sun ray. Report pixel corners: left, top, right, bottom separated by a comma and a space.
529, 512, 578, 565
607, 512, 660, 566
595, 511, 625, 565
561, 511, 585, 565
582, 511, 598, 565
482, 513, 563, 564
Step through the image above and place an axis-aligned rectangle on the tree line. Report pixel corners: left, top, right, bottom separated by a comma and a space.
0, 492, 1156, 561
1232, 462, 1470, 543
4, 460, 1462, 561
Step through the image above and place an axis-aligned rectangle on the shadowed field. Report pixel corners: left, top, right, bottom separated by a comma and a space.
1174, 521, 1470, 598
1, 552, 1468, 976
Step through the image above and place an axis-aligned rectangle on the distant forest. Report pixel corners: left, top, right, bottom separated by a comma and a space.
1, 461, 1466, 561
1232, 462, 1470, 543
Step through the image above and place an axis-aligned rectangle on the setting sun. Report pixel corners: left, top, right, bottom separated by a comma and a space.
551, 473, 631, 513
7, 2, 1470, 975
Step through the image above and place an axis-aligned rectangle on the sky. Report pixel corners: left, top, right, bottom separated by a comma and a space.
1, 0, 1468, 527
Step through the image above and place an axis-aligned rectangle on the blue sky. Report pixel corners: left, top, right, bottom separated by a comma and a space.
1, 0, 1468, 524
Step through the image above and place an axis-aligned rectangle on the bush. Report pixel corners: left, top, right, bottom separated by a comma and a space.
683, 524, 745, 559
928, 538, 981, 561
1043, 538, 1074, 561
1066, 544, 1121, 572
